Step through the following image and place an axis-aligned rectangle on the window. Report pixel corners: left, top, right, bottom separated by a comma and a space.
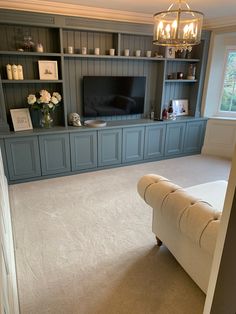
218, 48, 236, 117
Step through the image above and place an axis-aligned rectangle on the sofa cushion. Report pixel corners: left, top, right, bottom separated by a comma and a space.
185, 180, 228, 210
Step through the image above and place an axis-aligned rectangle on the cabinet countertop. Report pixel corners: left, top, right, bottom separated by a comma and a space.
0, 117, 208, 138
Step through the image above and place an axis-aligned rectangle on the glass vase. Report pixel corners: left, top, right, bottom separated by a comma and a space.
40, 111, 53, 128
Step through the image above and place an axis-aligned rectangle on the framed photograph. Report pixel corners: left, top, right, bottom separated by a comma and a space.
38, 60, 58, 80
10, 108, 33, 132
165, 47, 175, 59
172, 99, 189, 116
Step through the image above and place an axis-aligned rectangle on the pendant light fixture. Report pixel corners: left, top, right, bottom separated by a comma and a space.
153, 0, 204, 51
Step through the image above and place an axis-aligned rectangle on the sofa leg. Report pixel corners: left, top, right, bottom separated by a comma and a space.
156, 236, 163, 247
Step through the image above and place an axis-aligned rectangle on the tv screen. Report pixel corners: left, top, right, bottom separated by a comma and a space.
83, 76, 146, 117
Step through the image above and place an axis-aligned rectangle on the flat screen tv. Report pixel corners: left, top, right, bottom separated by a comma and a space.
83, 76, 146, 117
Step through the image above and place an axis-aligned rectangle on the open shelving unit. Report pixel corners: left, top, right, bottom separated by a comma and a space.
0, 9, 210, 132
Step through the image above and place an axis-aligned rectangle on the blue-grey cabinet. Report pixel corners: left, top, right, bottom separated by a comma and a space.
165, 123, 186, 156
4, 136, 41, 181
122, 126, 144, 163
98, 128, 122, 166
39, 133, 71, 175
70, 131, 97, 171
144, 124, 166, 160
184, 120, 206, 153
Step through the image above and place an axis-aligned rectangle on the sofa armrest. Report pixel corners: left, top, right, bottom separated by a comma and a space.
137, 174, 221, 255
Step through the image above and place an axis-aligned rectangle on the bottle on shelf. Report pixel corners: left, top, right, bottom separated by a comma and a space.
162, 107, 168, 120
6, 64, 13, 80
17, 65, 24, 80
187, 64, 196, 80
167, 103, 176, 120
11, 64, 19, 80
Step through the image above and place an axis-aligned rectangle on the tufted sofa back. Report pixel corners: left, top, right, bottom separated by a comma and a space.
137, 174, 222, 256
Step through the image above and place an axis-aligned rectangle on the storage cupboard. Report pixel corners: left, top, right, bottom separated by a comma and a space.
0, 9, 209, 184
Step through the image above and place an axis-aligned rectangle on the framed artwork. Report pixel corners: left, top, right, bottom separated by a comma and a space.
165, 47, 175, 59
38, 60, 58, 80
10, 108, 33, 131
172, 99, 189, 116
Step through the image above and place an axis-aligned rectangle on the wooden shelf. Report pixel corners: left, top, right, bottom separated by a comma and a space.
63, 53, 165, 61
0, 51, 61, 57
1, 80, 63, 83
166, 58, 200, 62
165, 79, 198, 83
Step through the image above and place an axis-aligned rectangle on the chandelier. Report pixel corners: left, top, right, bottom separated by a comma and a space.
153, 0, 204, 51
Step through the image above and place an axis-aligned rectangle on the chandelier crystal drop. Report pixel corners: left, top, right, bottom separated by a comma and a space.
153, 0, 204, 51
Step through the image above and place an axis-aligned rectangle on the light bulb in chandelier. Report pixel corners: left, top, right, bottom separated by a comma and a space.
153, 0, 204, 51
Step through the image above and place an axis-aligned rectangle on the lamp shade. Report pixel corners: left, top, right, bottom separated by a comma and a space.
153, 2, 204, 49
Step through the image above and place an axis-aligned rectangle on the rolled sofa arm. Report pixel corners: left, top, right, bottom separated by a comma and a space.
137, 174, 221, 256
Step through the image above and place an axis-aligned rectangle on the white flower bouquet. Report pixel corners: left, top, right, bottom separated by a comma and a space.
27, 89, 62, 113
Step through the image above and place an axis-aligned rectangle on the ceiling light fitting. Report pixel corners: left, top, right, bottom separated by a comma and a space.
153, 0, 204, 51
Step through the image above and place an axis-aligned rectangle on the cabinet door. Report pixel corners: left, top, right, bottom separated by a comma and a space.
39, 134, 70, 175
5, 136, 41, 181
165, 123, 186, 156
98, 129, 122, 166
184, 120, 206, 153
144, 125, 166, 160
122, 126, 144, 163
70, 131, 97, 171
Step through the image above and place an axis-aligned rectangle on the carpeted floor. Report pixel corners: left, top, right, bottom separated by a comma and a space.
10, 154, 231, 314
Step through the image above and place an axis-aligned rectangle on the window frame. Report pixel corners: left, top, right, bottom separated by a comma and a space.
215, 46, 236, 118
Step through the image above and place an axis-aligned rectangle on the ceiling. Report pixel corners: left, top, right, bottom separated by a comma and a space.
50, 0, 236, 20
1, 0, 236, 29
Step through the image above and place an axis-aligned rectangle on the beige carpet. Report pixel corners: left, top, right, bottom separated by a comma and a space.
10, 155, 231, 314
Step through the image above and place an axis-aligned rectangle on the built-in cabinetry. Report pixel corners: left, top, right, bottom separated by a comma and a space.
98, 128, 122, 167
0, 9, 210, 132
122, 127, 145, 163
70, 131, 97, 171
0, 118, 207, 184
144, 124, 166, 160
5, 136, 41, 180
0, 9, 209, 184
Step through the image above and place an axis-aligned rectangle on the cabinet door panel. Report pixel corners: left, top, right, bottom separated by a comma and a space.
165, 123, 186, 156
144, 125, 166, 160
70, 131, 97, 171
122, 127, 144, 163
39, 134, 70, 175
184, 121, 206, 153
5, 136, 41, 180
98, 129, 122, 166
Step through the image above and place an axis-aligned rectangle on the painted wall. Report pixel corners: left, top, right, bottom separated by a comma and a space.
202, 118, 236, 159
201, 29, 236, 159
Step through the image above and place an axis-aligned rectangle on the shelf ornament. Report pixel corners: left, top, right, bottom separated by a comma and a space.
27, 90, 62, 128
153, 0, 204, 51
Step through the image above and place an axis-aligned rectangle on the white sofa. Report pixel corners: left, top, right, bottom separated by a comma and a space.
137, 174, 228, 293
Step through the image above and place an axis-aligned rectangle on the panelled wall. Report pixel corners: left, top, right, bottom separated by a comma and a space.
0, 9, 211, 132
64, 58, 161, 118
0, 9, 210, 184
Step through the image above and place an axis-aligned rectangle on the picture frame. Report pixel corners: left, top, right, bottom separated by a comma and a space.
38, 60, 58, 80
165, 47, 175, 59
10, 108, 33, 131
172, 99, 189, 116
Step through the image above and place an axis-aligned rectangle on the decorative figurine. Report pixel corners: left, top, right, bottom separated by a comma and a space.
68, 113, 82, 127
